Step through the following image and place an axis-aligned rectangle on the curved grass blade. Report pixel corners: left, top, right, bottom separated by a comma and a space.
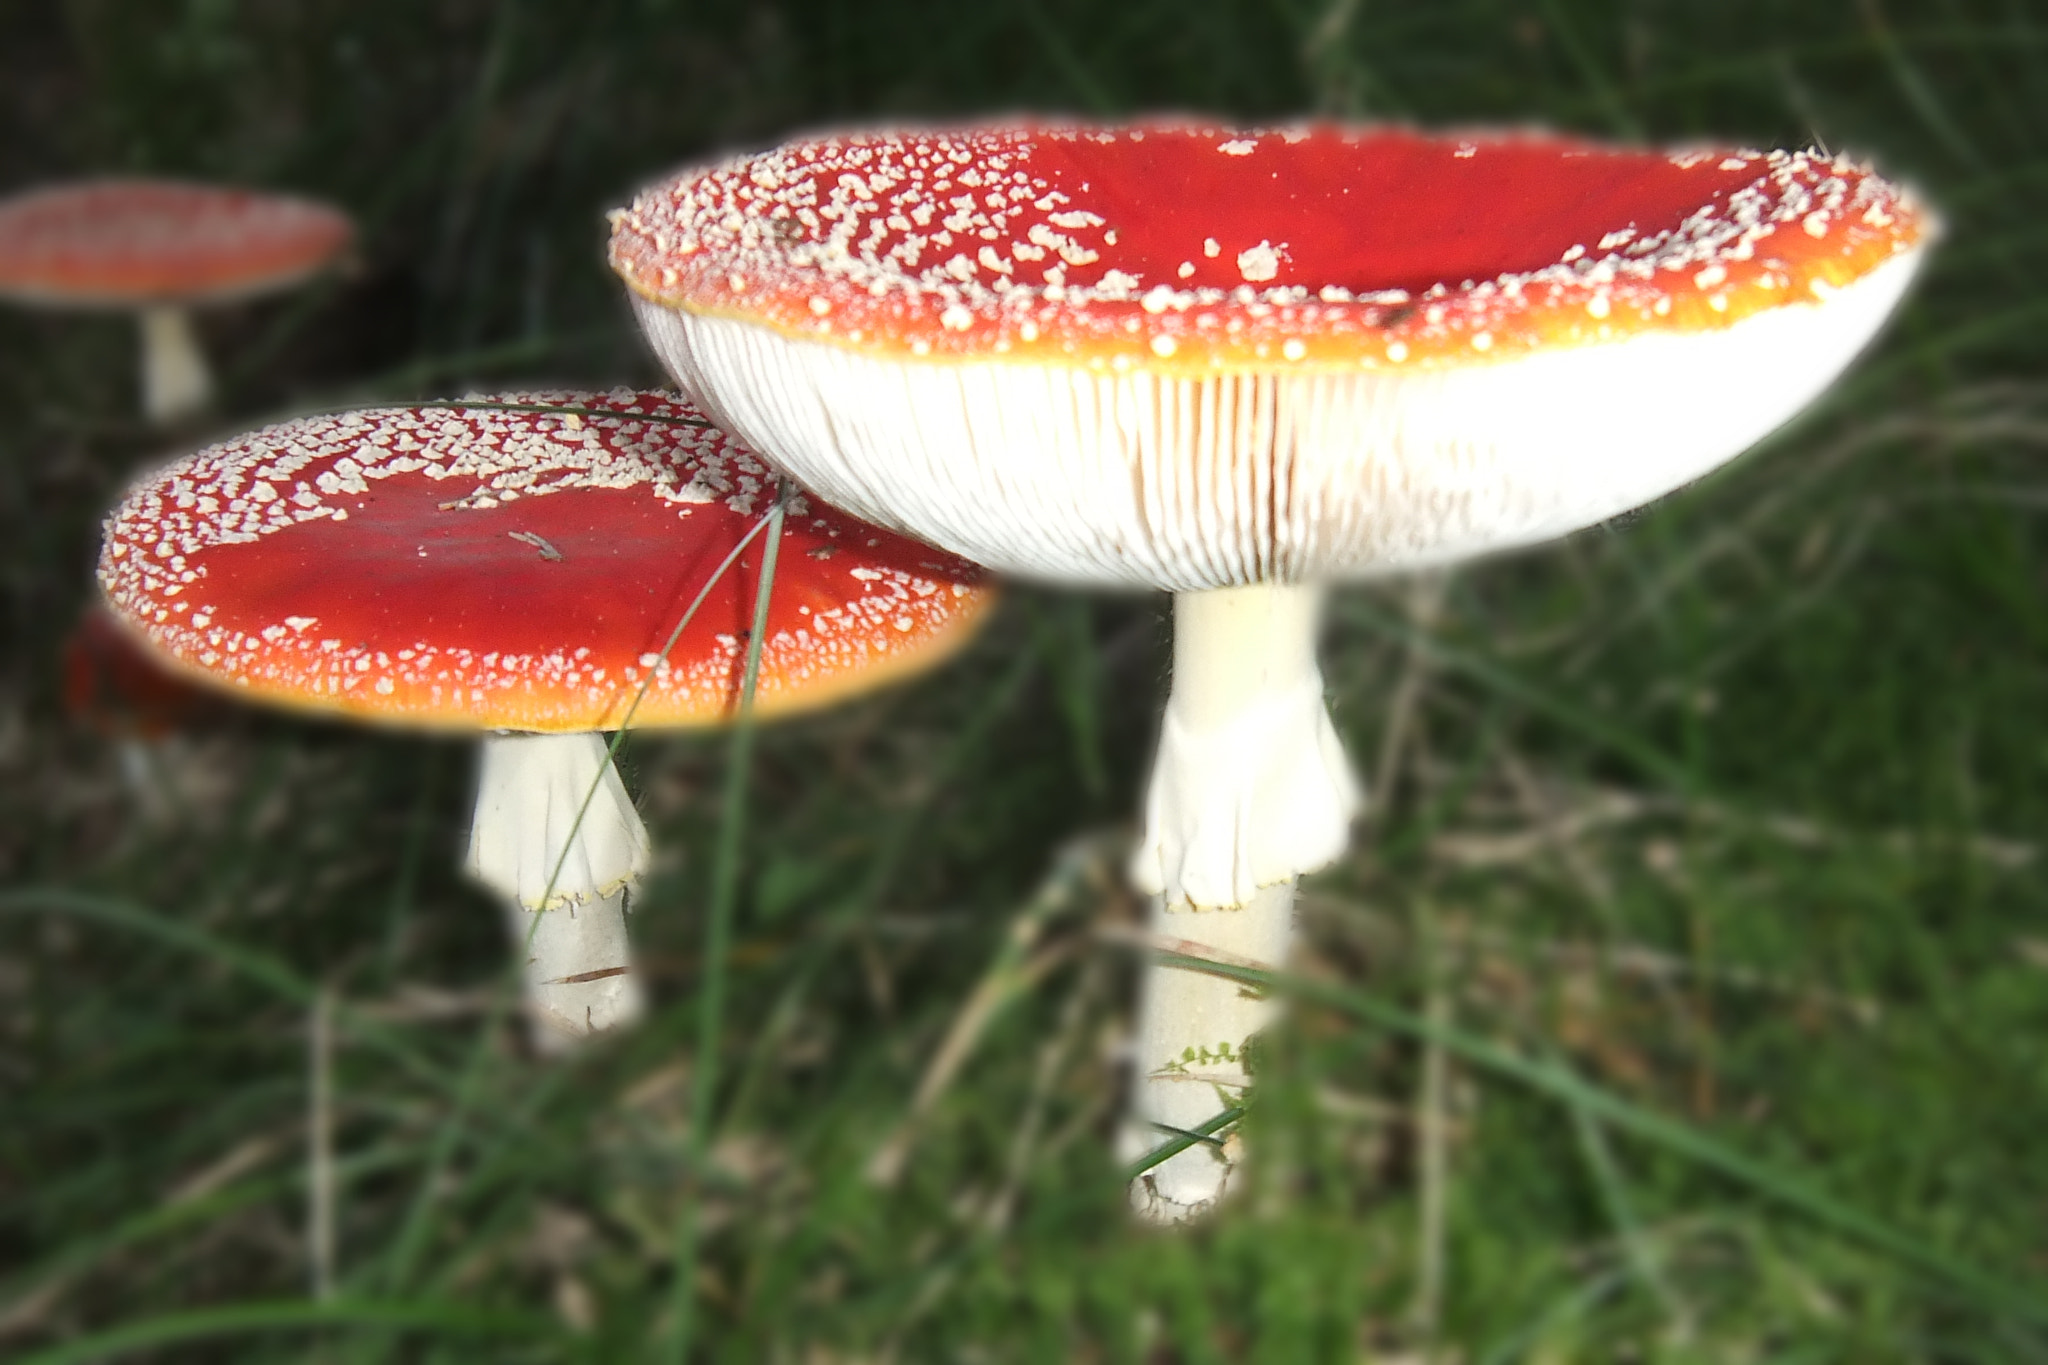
0, 888, 313, 1002
1338, 598, 1703, 796
0, 1145, 418, 1343
0, 890, 451, 1090
376, 499, 786, 1299
12, 1296, 573, 1365
668, 483, 788, 1363
415, 397, 711, 427
1121, 1105, 1246, 1182
264, 395, 715, 433
1151, 948, 2048, 1323
538, 490, 784, 917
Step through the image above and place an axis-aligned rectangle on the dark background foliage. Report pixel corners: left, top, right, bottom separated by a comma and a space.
2, 1, 2046, 1360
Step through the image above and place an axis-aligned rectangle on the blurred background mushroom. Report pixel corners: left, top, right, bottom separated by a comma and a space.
60, 600, 231, 821
0, 179, 353, 424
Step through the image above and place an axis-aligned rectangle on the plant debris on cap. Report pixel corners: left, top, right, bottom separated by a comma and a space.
0, 179, 354, 308
97, 390, 995, 732
609, 122, 1928, 374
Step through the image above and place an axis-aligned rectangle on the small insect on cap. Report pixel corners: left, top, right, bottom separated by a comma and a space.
612, 121, 1932, 589
96, 390, 996, 733
0, 179, 355, 309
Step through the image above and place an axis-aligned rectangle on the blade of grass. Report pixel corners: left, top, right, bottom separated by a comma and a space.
1566, 1093, 1688, 1331
0, 1145, 420, 1338
1121, 1104, 1246, 1182
12, 1296, 573, 1365
1411, 896, 1450, 1339
308, 983, 337, 1305
532, 491, 783, 924
866, 837, 1105, 1186
1475, 1265, 1633, 1365
376, 746, 442, 985
326, 328, 616, 405
1, 888, 313, 1004
1017, 0, 1119, 114
1030, 597, 1107, 800
1340, 598, 1702, 795
375, 494, 782, 1301
1859, 0, 1990, 172
0, 890, 450, 1091
669, 482, 787, 1364
715, 643, 1037, 1138
1151, 948, 2048, 1322
1534, 0, 1643, 138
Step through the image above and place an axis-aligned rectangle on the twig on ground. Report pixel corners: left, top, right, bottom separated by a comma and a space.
984, 957, 1104, 1233
309, 983, 336, 1304
1429, 777, 2036, 872
1409, 898, 1450, 1347
866, 835, 1114, 1187
1374, 573, 1450, 808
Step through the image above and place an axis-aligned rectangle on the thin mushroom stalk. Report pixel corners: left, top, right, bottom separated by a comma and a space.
466, 732, 650, 1052
138, 305, 212, 425
0, 179, 353, 426
1121, 583, 1359, 1219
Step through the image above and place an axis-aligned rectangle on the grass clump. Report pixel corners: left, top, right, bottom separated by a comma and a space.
4, 1, 2048, 1360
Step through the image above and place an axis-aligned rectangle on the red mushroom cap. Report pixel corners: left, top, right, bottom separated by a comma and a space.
0, 179, 354, 309
610, 122, 1927, 374
97, 391, 995, 732
62, 602, 225, 739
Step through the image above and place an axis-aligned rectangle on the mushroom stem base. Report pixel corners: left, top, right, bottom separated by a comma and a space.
1122, 880, 1294, 1223
504, 887, 646, 1055
466, 732, 652, 1050
138, 306, 212, 425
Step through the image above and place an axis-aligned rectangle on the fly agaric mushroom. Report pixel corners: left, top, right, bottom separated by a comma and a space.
97, 389, 994, 1050
610, 121, 1932, 1217
0, 179, 354, 424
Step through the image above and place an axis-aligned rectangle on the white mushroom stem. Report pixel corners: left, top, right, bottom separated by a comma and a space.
138, 305, 212, 425
464, 732, 650, 1053
1123, 583, 1361, 1221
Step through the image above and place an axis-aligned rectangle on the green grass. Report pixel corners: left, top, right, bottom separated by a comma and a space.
5, 0, 2048, 1360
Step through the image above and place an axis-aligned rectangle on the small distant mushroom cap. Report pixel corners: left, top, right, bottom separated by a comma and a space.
0, 179, 354, 309
97, 391, 995, 732
613, 121, 1933, 590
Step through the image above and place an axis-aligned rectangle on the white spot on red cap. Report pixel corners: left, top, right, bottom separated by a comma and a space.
1237, 242, 1282, 283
